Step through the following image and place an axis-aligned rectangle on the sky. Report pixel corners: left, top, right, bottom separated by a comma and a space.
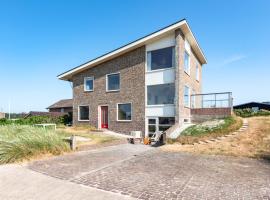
0, 0, 269, 113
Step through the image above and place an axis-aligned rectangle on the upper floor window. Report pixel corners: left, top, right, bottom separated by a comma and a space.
191, 89, 196, 108
78, 105, 89, 121
147, 83, 175, 105
147, 46, 175, 71
196, 65, 199, 81
184, 85, 190, 107
106, 73, 120, 92
117, 103, 132, 121
84, 77, 94, 92
184, 51, 190, 74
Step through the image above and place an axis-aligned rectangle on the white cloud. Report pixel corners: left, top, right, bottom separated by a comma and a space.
208, 54, 247, 69
221, 54, 247, 66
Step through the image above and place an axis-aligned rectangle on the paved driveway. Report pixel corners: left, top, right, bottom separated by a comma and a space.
1, 144, 270, 199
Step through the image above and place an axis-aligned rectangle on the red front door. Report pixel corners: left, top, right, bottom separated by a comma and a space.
101, 106, 108, 128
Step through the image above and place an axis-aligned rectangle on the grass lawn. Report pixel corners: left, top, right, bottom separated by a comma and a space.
57, 128, 118, 145
0, 125, 70, 164
0, 125, 118, 164
163, 116, 270, 160
167, 116, 243, 145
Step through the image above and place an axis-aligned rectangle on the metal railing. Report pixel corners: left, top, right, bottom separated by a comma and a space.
190, 92, 233, 109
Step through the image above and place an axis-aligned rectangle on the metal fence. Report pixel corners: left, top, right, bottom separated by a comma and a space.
190, 92, 233, 109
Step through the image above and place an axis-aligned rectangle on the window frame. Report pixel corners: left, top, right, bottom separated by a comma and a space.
184, 85, 190, 108
106, 72, 120, 92
184, 51, 190, 75
146, 83, 175, 106
146, 46, 175, 72
116, 103, 132, 122
191, 89, 196, 108
84, 77, 94, 92
196, 64, 200, 81
78, 105, 90, 121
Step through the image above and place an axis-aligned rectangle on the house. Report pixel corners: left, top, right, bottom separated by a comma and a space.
24, 111, 67, 118
234, 102, 270, 111
58, 19, 232, 136
0, 112, 5, 119
47, 99, 73, 115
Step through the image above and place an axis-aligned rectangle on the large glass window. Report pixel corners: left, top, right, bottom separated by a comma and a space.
184, 51, 190, 74
196, 65, 199, 81
117, 103, 132, 121
158, 117, 175, 132
184, 86, 190, 107
148, 118, 156, 134
106, 73, 120, 91
147, 83, 175, 105
191, 89, 196, 108
84, 77, 94, 91
78, 106, 89, 121
147, 46, 175, 71
147, 117, 175, 135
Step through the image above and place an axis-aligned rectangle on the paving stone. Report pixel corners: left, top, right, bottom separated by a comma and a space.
28, 139, 270, 200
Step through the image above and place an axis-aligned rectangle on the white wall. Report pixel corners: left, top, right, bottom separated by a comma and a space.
145, 35, 176, 135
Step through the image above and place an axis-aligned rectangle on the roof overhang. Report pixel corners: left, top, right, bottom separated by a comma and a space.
58, 19, 207, 81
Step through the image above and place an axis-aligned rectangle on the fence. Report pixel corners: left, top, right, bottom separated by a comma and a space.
190, 92, 233, 109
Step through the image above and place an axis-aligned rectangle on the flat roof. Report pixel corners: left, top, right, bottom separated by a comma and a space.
58, 19, 207, 81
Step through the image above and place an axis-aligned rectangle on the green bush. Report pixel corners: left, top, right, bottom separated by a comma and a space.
0, 115, 69, 126
0, 125, 69, 164
234, 108, 270, 118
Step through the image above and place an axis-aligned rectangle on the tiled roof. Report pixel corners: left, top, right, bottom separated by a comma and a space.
24, 111, 67, 118
47, 99, 73, 109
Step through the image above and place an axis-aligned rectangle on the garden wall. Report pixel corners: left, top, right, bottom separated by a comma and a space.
191, 108, 232, 123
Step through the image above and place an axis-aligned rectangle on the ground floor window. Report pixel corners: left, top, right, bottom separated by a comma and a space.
117, 103, 132, 121
147, 117, 175, 136
78, 106, 89, 121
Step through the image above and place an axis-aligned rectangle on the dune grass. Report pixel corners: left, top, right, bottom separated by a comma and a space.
167, 116, 243, 145
0, 125, 69, 164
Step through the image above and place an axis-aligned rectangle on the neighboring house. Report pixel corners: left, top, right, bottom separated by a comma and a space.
58, 19, 232, 136
24, 111, 67, 118
0, 112, 5, 119
47, 99, 73, 114
234, 102, 270, 111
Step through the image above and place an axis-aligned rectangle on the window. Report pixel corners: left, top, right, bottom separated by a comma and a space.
196, 65, 199, 81
147, 83, 175, 105
184, 86, 190, 107
191, 89, 196, 108
148, 118, 156, 134
147, 46, 175, 71
117, 103, 132, 121
184, 51, 190, 74
78, 106, 89, 121
84, 77, 94, 91
147, 117, 175, 136
106, 73, 120, 91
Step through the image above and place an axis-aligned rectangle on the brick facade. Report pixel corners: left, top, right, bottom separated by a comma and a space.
175, 29, 202, 124
72, 47, 145, 134
191, 108, 232, 123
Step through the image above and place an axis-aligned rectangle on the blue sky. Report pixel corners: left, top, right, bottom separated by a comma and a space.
0, 0, 269, 113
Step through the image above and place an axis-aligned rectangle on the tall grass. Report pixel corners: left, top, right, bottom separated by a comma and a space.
0, 125, 69, 164
167, 116, 243, 145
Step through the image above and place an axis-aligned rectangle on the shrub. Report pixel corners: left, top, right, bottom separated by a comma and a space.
234, 108, 270, 118
0, 125, 69, 164
167, 116, 243, 145
0, 115, 69, 126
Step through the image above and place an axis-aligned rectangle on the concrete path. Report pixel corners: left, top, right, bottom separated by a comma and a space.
0, 144, 151, 200
1, 143, 270, 199
0, 164, 135, 200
